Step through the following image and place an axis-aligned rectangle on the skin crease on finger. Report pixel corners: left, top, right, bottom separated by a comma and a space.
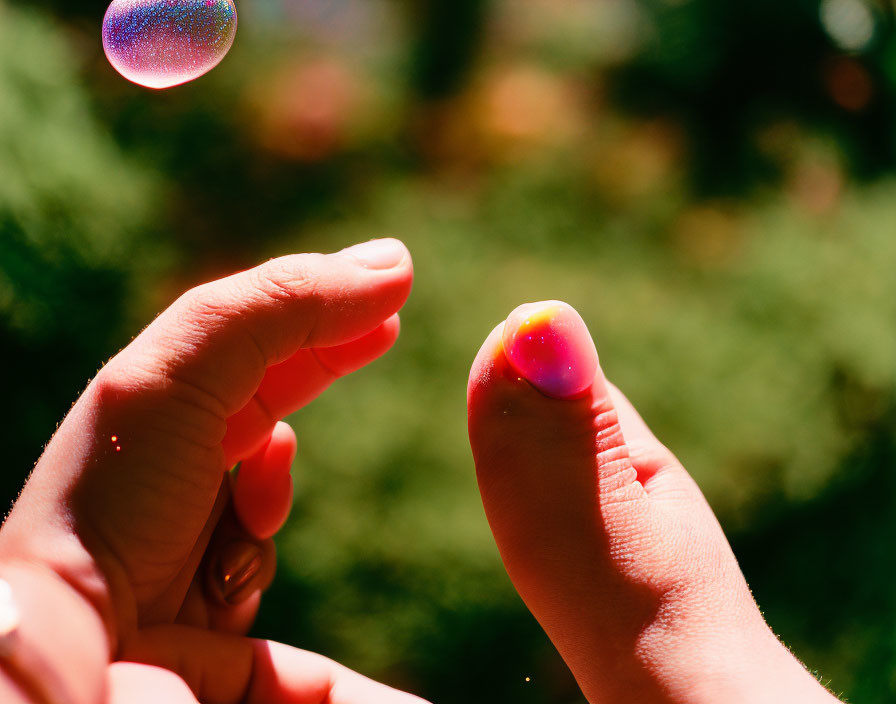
468, 302, 841, 704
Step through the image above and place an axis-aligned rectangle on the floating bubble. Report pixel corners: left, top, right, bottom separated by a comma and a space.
102, 0, 237, 89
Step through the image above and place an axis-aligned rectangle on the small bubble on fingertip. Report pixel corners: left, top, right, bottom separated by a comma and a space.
503, 302, 597, 399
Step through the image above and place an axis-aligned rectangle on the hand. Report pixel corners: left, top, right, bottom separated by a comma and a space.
0, 238, 427, 703
467, 301, 841, 704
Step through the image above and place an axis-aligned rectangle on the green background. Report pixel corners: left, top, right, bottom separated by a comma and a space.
2, 0, 896, 700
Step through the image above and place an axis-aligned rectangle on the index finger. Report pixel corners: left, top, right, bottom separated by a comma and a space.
103, 238, 413, 418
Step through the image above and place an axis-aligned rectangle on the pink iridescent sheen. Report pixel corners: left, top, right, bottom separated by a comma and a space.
502, 301, 598, 399
102, 0, 237, 89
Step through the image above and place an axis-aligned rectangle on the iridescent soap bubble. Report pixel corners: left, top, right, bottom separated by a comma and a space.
102, 0, 237, 89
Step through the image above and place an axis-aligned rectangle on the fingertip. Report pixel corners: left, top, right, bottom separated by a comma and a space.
233, 424, 296, 540
335, 237, 412, 273
106, 663, 198, 704
502, 300, 598, 400
268, 421, 298, 471
468, 301, 600, 405
250, 640, 434, 704
384, 310, 401, 339
320, 238, 413, 346
262, 239, 412, 353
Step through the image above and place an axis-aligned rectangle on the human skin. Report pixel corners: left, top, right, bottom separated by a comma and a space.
468, 300, 843, 704
0, 245, 848, 704
0, 238, 429, 703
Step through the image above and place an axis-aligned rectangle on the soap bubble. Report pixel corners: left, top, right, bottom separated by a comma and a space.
102, 0, 237, 89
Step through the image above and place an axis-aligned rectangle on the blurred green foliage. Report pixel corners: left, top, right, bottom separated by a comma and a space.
2, 0, 896, 701
0, 3, 160, 508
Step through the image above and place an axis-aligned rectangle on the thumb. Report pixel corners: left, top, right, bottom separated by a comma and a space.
467, 301, 838, 704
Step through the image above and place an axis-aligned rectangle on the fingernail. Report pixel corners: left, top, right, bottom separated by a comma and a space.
211, 541, 263, 605
502, 301, 599, 399
338, 238, 407, 270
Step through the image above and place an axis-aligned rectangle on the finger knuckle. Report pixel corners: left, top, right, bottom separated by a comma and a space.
252, 254, 325, 305
176, 282, 233, 326
91, 357, 160, 410
92, 359, 229, 451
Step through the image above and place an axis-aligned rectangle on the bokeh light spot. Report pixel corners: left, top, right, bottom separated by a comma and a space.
825, 56, 873, 111
819, 0, 875, 53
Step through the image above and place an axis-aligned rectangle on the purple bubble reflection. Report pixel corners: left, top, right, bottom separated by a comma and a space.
102, 0, 237, 89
